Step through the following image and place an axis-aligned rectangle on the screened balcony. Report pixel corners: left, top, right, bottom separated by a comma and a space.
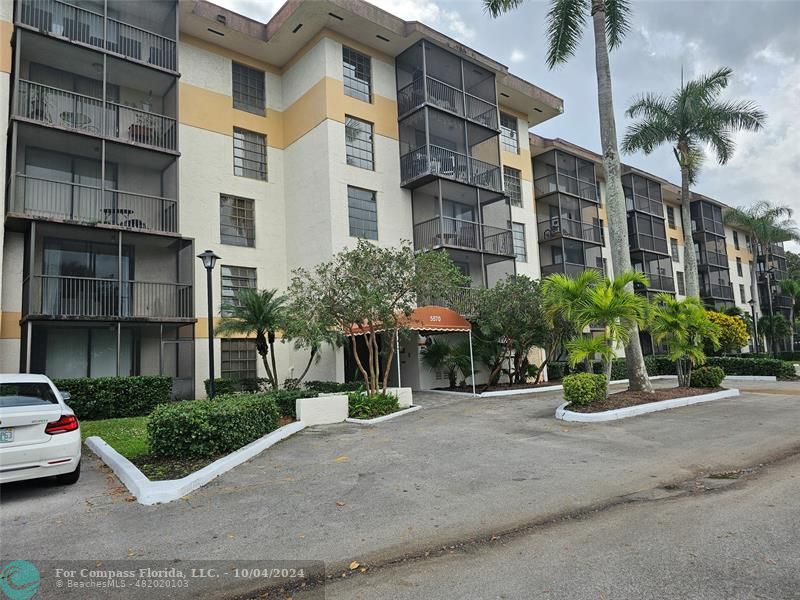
533, 150, 599, 203
700, 271, 734, 301
622, 173, 664, 217
691, 200, 726, 237
536, 193, 603, 245
631, 251, 675, 293
627, 212, 669, 255
695, 233, 729, 270
539, 240, 604, 278
16, 0, 177, 72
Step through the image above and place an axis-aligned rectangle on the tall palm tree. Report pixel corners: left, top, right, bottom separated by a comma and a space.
622, 67, 766, 298
779, 278, 800, 352
723, 201, 800, 350
217, 288, 287, 390
485, 0, 652, 392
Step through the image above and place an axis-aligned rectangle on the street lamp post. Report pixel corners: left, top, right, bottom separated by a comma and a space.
765, 266, 776, 357
748, 298, 758, 354
197, 250, 220, 398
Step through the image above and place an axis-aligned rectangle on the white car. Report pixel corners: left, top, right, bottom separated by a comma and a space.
0, 374, 81, 485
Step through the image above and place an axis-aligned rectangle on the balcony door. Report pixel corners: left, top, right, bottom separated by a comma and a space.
438, 199, 477, 249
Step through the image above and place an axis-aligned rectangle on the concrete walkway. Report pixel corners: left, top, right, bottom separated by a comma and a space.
2, 380, 799, 599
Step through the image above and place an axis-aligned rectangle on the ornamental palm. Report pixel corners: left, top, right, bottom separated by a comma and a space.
485, 0, 652, 393
421, 339, 473, 389
622, 67, 766, 298
780, 279, 800, 352
217, 288, 287, 390
758, 314, 792, 357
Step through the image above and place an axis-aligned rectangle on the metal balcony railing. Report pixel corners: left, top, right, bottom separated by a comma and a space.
419, 286, 481, 317
541, 263, 602, 278
631, 232, 669, 255
397, 76, 499, 130
625, 194, 664, 217
26, 275, 193, 319
413, 217, 514, 257
697, 249, 729, 269
691, 216, 725, 236
537, 217, 603, 244
700, 283, 734, 300
16, 81, 177, 152
13, 175, 178, 234
533, 173, 598, 202
635, 273, 676, 293
400, 145, 502, 192
18, 0, 177, 71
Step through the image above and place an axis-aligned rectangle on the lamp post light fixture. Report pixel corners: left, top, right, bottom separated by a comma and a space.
197, 249, 220, 398
748, 298, 759, 355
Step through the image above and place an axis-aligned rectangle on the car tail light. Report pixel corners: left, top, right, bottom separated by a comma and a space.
45, 414, 79, 435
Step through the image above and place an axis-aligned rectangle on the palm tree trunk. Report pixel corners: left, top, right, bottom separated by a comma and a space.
749, 238, 761, 352
269, 339, 279, 390
678, 144, 700, 298
590, 0, 653, 393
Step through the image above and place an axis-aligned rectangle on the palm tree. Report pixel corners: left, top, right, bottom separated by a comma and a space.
780, 278, 800, 352
758, 314, 792, 357
647, 295, 721, 387
421, 339, 473, 389
485, 0, 653, 393
622, 67, 766, 298
723, 201, 800, 350
217, 288, 287, 390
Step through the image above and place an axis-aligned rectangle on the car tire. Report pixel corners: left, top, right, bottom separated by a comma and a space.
55, 460, 81, 485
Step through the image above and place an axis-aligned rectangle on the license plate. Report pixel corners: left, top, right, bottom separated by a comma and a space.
0, 428, 14, 443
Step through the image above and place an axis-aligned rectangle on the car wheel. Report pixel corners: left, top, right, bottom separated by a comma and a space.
55, 460, 81, 485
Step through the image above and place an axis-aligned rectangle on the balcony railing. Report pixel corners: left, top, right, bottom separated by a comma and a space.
419, 286, 481, 317
16, 80, 177, 152
26, 275, 192, 319
533, 173, 598, 203
625, 194, 664, 217
397, 76, 499, 130
697, 249, 728, 269
18, 0, 177, 71
400, 145, 502, 192
538, 217, 603, 244
635, 273, 676, 293
631, 233, 668, 255
700, 283, 734, 300
13, 175, 178, 234
413, 217, 514, 257
541, 263, 602, 278
772, 294, 794, 309
691, 217, 725, 236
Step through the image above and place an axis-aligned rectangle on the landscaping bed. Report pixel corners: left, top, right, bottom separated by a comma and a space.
567, 386, 724, 413
435, 381, 561, 393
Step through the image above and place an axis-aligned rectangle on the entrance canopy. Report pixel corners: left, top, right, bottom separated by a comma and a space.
346, 306, 471, 336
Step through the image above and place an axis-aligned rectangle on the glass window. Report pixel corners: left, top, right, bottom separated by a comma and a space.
504, 166, 522, 207
736, 257, 743, 277
511, 222, 526, 262
0, 382, 58, 407
500, 113, 519, 153
233, 128, 267, 180
221, 265, 257, 313
221, 339, 257, 380
670, 238, 679, 262
739, 284, 746, 304
348, 186, 377, 239
343, 46, 372, 102
733, 230, 740, 250
677, 271, 686, 295
232, 62, 265, 115
345, 116, 374, 169
667, 206, 676, 229
220, 195, 255, 247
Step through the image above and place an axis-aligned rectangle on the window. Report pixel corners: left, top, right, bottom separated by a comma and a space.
221, 265, 257, 313
232, 62, 265, 115
220, 195, 255, 247
677, 271, 686, 295
504, 166, 522, 207
739, 284, 746, 304
345, 116, 374, 169
343, 46, 371, 102
511, 222, 526, 262
221, 339, 257, 380
733, 230, 740, 250
347, 186, 377, 239
667, 206, 676, 229
500, 113, 519, 153
233, 128, 268, 180
745, 234, 751, 247
670, 238, 679, 262
736, 257, 743, 277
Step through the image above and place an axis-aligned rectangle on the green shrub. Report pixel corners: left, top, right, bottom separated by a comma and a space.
778, 351, 800, 361
689, 366, 725, 388
304, 380, 365, 394
347, 392, 400, 419
54, 376, 172, 420
705, 357, 795, 379
562, 373, 607, 406
148, 393, 279, 458
203, 377, 268, 396
269, 389, 318, 418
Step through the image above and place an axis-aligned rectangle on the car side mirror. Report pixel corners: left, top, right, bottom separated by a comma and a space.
61, 391, 71, 401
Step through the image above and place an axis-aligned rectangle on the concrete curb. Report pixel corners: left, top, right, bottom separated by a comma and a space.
428, 375, 680, 398
345, 405, 422, 424
722, 375, 777, 382
555, 388, 741, 422
85, 421, 306, 506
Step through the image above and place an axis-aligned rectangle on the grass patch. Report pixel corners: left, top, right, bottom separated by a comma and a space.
81, 416, 150, 459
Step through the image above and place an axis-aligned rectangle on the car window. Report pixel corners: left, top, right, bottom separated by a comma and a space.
0, 383, 59, 407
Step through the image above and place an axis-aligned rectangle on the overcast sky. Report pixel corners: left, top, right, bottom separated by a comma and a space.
215, 0, 800, 248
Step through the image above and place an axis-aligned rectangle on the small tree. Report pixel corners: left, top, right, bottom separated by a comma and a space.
705, 311, 750, 355
217, 288, 287, 390
421, 339, 472, 389
647, 295, 721, 387
288, 240, 466, 395
475, 275, 550, 385
282, 294, 343, 388
758, 314, 792, 356
779, 278, 800, 352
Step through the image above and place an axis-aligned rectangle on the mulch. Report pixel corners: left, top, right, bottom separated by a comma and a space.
568, 386, 725, 413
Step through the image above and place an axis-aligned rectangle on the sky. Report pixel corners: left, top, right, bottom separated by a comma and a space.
215, 0, 800, 249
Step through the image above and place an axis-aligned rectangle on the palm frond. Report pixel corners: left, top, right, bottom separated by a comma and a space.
545, 0, 589, 69
621, 116, 674, 155
566, 335, 612, 368
483, 0, 525, 18
604, 0, 631, 50
682, 66, 732, 104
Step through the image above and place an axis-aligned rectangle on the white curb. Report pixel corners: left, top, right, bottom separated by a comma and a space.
427, 375, 680, 398
722, 375, 777, 382
345, 405, 422, 424
555, 388, 740, 422
85, 421, 306, 506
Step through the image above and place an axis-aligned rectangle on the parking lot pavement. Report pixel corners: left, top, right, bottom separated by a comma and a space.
1, 380, 799, 599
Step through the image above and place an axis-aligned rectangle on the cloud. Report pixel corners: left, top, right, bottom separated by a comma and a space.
510, 49, 526, 64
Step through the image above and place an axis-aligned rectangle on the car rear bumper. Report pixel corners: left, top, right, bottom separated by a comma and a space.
0, 431, 81, 484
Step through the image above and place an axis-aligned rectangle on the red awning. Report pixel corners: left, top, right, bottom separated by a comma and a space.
346, 306, 471, 336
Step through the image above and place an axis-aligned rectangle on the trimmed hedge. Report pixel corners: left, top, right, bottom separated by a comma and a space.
704, 357, 795, 379
148, 393, 279, 458
203, 377, 269, 396
690, 366, 725, 388
563, 373, 607, 406
347, 392, 400, 419
304, 380, 365, 394
53, 376, 172, 420
270, 389, 318, 418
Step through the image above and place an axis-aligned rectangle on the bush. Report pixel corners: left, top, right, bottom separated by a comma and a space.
705, 311, 749, 354
778, 352, 800, 361
562, 373, 607, 406
148, 393, 279, 458
54, 376, 172, 420
304, 380, 365, 394
690, 366, 725, 388
203, 377, 268, 396
347, 392, 400, 419
705, 357, 795, 379
269, 389, 318, 418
